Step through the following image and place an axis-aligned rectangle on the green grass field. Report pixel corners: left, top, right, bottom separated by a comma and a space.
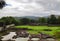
16, 25, 60, 35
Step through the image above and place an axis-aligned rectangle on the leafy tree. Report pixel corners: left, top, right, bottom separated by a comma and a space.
1, 17, 12, 25
20, 18, 30, 25
1, 17, 20, 25
48, 15, 57, 24
0, 0, 6, 9
10, 17, 20, 25
30, 19, 37, 23
57, 16, 60, 24
38, 17, 47, 24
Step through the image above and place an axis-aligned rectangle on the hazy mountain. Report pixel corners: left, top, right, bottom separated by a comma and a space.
14, 16, 49, 20
14, 16, 40, 20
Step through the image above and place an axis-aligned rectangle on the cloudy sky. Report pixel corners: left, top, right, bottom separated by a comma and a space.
0, 0, 60, 17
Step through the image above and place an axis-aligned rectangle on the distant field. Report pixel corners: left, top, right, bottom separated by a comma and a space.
16, 25, 60, 35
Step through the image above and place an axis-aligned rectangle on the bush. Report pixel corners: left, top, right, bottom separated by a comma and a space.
43, 29, 52, 31
54, 31, 60, 38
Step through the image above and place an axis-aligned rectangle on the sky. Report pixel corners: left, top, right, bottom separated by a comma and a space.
0, 0, 60, 17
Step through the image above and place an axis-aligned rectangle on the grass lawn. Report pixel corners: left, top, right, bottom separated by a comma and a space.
15, 25, 60, 35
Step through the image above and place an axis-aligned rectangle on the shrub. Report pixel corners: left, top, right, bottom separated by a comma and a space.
54, 31, 60, 38
43, 29, 52, 31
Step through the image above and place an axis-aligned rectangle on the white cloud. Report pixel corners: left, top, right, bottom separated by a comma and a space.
57, 0, 60, 2
0, 0, 60, 18
5, 0, 44, 11
5, 0, 20, 8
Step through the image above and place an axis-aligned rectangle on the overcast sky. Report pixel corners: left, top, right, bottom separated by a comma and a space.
0, 0, 60, 17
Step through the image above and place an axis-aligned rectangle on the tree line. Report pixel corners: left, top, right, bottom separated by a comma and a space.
0, 1, 60, 26
0, 15, 60, 26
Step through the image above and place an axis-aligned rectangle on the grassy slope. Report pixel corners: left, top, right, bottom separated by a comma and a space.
16, 25, 60, 35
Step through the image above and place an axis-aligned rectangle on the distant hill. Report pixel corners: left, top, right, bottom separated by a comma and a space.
14, 16, 49, 20
14, 16, 40, 20
47, 15, 60, 18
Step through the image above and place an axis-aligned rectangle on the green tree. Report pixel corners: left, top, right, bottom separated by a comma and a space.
1, 17, 9, 25
10, 17, 20, 25
48, 15, 57, 24
57, 16, 60, 24
38, 17, 47, 24
1, 17, 14, 25
1, 17, 20, 25
20, 18, 30, 25
30, 19, 37, 23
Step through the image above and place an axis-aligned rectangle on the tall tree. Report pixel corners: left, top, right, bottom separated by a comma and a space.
48, 15, 57, 24
20, 18, 30, 25
38, 17, 47, 24
30, 19, 37, 23
57, 16, 60, 24
10, 17, 20, 25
